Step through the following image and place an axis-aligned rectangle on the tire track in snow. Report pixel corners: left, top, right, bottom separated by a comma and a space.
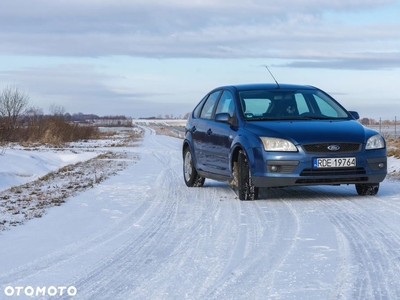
203, 189, 301, 299
57, 128, 218, 299
127, 185, 232, 299
0, 165, 158, 288
61, 128, 302, 299
102, 134, 242, 299
321, 197, 400, 300
60, 142, 185, 299
293, 185, 400, 300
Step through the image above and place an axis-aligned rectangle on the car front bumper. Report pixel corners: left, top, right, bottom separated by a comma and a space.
249, 147, 387, 188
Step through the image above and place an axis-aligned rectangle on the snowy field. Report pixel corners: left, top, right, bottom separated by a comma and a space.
131, 119, 186, 127
1, 127, 400, 299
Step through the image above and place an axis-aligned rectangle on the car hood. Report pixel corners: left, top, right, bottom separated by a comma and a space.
243, 119, 373, 144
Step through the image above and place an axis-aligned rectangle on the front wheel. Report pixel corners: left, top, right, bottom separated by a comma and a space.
355, 183, 379, 196
237, 150, 258, 200
183, 147, 205, 187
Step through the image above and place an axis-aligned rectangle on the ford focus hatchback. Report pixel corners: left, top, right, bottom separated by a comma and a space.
182, 83, 387, 200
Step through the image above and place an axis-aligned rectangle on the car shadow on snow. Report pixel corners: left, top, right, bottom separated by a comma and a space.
258, 186, 362, 201
258, 181, 398, 201
198, 180, 396, 201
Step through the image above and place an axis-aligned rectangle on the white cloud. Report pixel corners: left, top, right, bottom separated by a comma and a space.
0, 64, 168, 115
1, 0, 398, 69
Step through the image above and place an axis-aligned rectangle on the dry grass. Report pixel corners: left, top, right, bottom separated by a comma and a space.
387, 138, 400, 158
10, 117, 100, 145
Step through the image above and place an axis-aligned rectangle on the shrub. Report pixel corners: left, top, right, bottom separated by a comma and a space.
387, 138, 400, 158
15, 116, 99, 144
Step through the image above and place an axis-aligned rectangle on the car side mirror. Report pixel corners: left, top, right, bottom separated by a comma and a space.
349, 111, 360, 120
215, 112, 231, 123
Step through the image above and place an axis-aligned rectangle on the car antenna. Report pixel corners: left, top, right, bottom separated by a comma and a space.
264, 65, 280, 89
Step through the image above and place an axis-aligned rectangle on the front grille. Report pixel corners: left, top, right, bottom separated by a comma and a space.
300, 167, 366, 177
302, 143, 361, 154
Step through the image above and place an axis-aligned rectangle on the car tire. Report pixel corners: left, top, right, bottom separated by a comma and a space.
355, 183, 379, 196
183, 146, 205, 187
237, 150, 258, 200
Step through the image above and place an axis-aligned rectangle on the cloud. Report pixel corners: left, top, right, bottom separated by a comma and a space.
0, 64, 177, 116
277, 54, 400, 70
0, 0, 398, 71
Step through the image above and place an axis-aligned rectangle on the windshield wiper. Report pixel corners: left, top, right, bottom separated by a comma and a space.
246, 117, 281, 121
299, 116, 332, 120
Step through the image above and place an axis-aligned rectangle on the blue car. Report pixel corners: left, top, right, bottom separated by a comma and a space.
182, 83, 387, 200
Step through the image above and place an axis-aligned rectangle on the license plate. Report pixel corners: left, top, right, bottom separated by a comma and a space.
313, 157, 356, 168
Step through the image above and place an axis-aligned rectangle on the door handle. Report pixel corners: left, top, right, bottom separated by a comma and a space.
207, 128, 213, 135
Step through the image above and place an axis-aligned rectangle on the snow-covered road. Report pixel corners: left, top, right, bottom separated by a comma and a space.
1, 128, 400, 299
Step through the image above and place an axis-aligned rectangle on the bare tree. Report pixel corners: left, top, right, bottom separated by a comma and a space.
49, 103, 66, 117
0, 85, 29, 141
24, 106, 44, 124
360, 118, 370, 125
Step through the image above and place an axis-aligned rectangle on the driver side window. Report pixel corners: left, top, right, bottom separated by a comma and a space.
215, 90, 234, 117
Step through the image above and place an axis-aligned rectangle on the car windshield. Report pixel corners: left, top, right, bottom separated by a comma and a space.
238, 89, 350, 121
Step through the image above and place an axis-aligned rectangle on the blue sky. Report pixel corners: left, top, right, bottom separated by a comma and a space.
1, 0, 399, 119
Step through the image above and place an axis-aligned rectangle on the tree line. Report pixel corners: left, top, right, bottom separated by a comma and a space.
360, 118, 399, 126
0, 85, 100, 144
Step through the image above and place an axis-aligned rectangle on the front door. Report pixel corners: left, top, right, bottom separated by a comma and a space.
204, 90, 235, 177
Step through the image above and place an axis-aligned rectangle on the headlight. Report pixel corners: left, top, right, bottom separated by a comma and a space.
366, 134, 385, 150
260, 137, 297, 152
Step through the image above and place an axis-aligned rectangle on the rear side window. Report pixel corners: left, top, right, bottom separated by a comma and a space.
200, 91, 221, 119
193, 96, 207, 118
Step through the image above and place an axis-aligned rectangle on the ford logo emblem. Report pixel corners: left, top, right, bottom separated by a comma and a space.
327, 145, 340, 151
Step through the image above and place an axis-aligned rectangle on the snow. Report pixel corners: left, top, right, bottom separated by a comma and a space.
1, 128, 400, 299
0, 148, 98, 192
387, 155, 400, 174
131, 119, 187, 127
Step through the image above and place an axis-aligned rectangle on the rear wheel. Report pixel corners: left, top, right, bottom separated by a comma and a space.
355, 183, 379, 196
183, 147, 205, 187
237, 150, 258, 200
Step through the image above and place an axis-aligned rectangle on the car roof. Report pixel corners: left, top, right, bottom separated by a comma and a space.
218, 83, 317, 91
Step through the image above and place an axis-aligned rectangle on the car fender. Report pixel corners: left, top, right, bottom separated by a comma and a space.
182, 133, 200, 170
229, 132, 263, 175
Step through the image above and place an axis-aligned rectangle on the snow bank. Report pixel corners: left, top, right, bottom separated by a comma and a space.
0, 149, 98, 192
388, 156, 400, 175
